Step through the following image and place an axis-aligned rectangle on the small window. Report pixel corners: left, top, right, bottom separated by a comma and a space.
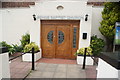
57, 5, 64, 10
47, 31, 53, 44
58, 31, 64, 44
73, 28, 77, 48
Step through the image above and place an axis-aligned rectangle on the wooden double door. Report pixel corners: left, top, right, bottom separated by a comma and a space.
41, 20, 80, 59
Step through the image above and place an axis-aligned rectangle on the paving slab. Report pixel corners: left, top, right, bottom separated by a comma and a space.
53, 72, 66, 78
44, 67, 56, 72
47, 63, 58, 68
26, 63, 95, 78
56, 67, 67, 73
27, 71, 42, 78
42, 72, 54, 78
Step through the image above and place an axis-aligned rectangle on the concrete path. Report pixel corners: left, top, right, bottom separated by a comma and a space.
27, 63, 91, 78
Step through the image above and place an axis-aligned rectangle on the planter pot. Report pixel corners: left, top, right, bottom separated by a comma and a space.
10, 52, 22, 57
77, 55, 93, 65
22, 52, 41, 62
9, 52, 22, 60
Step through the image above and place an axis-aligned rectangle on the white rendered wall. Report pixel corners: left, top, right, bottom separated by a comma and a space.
119, 71, 120, 80
30, 1, 92, 48
2, 8, 33, 45
0, 54, 2, 80
0, 9, 2, 42
97, 58, 118, 78
0, 53, 10, 79
2, 1, 103, 49
0, 10, 2, 80
91, 7, 104, 39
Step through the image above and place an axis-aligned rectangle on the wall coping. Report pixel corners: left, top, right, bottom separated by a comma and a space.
99, 52, 120, 70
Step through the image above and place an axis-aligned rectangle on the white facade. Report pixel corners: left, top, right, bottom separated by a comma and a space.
91, 6, 104, 39
2, 8, 32, 45
1, 1, 104, 78
0, 9, 2, 42
0, 53, 2, 80
2, 1, 104, 48
0, 53, 10, 79
97, 58, 119, 78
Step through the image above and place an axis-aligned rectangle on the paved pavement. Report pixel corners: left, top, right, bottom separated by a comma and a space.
10, 57, 96, 78
27, 63, 96, 78
10, 57, 32, 78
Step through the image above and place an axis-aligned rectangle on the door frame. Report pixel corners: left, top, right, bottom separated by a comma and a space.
40, 20, 80, 59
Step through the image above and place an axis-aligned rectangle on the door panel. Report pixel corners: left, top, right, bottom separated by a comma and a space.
41, 20, 80, 59
56, 25, 71, 59
71, 25, 79, 59
41, 24, 56, 58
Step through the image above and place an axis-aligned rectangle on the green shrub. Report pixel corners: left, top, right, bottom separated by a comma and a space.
0, 41, 12, 48
75, 47, 93, 56
99, 2, 120, 51
90, 35, 105, 56
9, 47, 16, 55
20, 33, 30, 48
9, 44, 23, 55
12, 44, 23, 52
23, 42, 39, 53
0, 41, 15, 55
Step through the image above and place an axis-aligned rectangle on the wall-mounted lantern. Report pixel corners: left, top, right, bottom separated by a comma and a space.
33, 14, 36, 21
85, 14, 88, 21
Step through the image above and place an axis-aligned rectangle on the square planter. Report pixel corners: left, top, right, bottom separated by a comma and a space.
22, 52, 41, 62
77, 55, 93, 65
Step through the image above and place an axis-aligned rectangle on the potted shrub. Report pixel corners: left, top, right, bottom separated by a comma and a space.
0, 41, 12, 55
22, 42, 41, 62
75, 47, 93, 65
9, 44, 23, 57
90, 35, 105, 65
20, 33, 30, 49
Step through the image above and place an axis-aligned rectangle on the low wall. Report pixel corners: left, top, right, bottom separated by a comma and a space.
0, 53, 2, 80
0, 52, 10, 79
0, 9, 2, 42
97, 58, 119, 78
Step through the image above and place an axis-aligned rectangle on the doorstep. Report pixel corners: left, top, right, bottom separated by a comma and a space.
36, 58, 77, 64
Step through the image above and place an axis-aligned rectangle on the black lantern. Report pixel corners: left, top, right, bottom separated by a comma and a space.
33, 14, 36, 21
85, 14, 88, 21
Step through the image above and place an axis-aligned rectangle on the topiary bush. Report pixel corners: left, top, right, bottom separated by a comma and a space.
23, 42, 39, 53
75, 47, 93, 56
90, 35, 105, 56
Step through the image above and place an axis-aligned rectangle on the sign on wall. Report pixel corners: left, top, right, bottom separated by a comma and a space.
37, 16, 83, 20
114, 22, 120, 45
